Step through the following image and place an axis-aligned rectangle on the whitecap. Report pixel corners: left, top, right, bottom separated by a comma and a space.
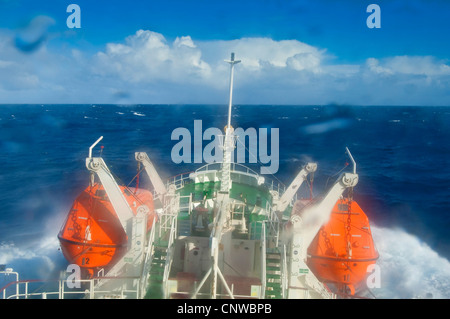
369, 226, 450, 299
0, 236, 63, 282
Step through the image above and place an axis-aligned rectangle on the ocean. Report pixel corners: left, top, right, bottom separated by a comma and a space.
0, 104, 449, 299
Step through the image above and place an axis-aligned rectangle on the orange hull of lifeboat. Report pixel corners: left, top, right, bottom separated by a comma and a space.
58, 183, 156, 272
307, 198, 378, 294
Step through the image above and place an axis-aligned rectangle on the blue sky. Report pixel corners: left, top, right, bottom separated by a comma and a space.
0, 0, 449, 105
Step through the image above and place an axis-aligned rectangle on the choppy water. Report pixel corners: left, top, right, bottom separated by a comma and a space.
1, 104, 449, 298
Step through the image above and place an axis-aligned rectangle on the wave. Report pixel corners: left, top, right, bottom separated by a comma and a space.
371, 225, 450, 299
0, 236, 65, 282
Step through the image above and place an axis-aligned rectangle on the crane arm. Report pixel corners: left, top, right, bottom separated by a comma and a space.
289, 172, 358, 251
276, 162, 317, 213
135, 152, 167, 197
86, 157, 135, 230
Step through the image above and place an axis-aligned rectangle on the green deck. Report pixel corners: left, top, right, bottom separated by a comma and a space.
176, 178, 292, 221
144, 172, 291, 299
177, 180, 272, 209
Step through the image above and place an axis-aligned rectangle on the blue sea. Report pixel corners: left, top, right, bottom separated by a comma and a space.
1, 104, 449, 299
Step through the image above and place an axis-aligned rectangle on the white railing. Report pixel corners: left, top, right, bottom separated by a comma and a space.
158, 193, 179, 236
1, 277, 141, 299
162, 215, 178, 299
172, 282, 263, 299
265, 201, 280, 248
140, 216, 157, 297
166, 172, 193, 190
281, 244, 288, 299
195, 162, 260, 177
179, 194, 193, 214
260, 221, 267, 299
167, 163, 289, 199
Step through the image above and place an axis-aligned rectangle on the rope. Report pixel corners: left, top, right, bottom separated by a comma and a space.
324, 162, 349, 190
110, 169, 146, 206
126, 165, 146, 190
135, 162, 141, 194
324, 149, 351, 189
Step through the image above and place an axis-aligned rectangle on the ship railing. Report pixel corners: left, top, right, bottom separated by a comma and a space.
246, 196, 280, 249
162, 215, 177, 299
158, 193, 180, 236
165, 163, 292, 205
229, 200, 246, 223
172, 286, 263, 299
179, 193, 193, 215
195, 162, 261, 176
0, 277, 141, 299
140, 216, 158, 297
194, 162, 287, 191
260, 221, 267, 299
281, 244, 288, 299
265, 200, 280, 248
170, 276, 265, 299
196, 162, 288, 192
166, 171, 193, 190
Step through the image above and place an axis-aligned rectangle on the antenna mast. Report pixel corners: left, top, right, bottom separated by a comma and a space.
225, 52, 241, 130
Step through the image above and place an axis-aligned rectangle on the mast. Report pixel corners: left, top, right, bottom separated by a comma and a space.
213, 53, 240, 297
225, 52, 241, 130
193, 53, 241, 299
220, 53, 241, 193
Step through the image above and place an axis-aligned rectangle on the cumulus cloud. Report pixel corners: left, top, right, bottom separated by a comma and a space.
366, 56, 450, 77
198, 37, 325, 71
94, 30, 211, 83
0, 27, 449, 105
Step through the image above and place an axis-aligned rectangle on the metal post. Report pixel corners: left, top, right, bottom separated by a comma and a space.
225, 53, 241, 130
88, 136, 103, 158
192, 267, 212, 299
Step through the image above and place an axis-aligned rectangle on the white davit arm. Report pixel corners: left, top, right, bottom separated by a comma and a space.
86, 156, 135, 230
135, 152, 167, 197
276, 162, 317, 213
290, 171, 359, 253
315, 172, 358, 218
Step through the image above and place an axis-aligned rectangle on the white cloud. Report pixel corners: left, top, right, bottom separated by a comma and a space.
199, 37, 324, 71
0, 28, 449, 105
93, 30, 211, 84
366, 58, 394, 75
366, 56, 450, 77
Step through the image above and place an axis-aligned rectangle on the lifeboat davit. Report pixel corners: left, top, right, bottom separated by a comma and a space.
58, 183, 156, 276
307, 198, 378, 295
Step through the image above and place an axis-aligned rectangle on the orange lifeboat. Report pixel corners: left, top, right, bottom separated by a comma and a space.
307, 198, 378, 295
58, 183, 156, 276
